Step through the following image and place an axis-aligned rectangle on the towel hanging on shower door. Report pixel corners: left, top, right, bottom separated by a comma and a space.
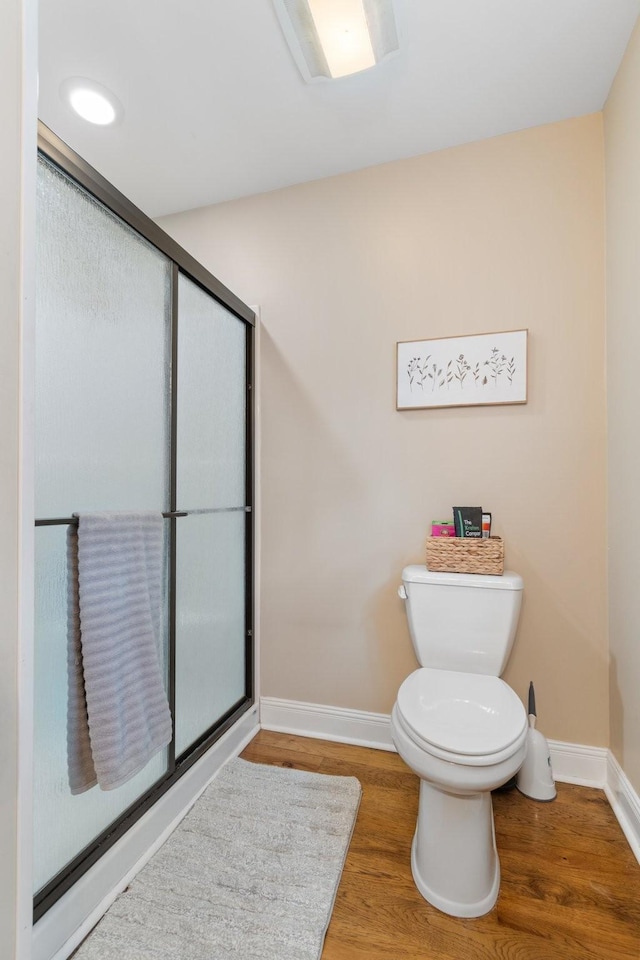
67, 512, 172, 793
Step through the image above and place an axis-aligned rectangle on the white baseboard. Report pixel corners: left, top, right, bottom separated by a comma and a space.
259, 697, 637, 864
33, 707, 259, 960
546, 739, 608, 788
259, 697, 608, 785
259, 697, 395, 751
605, 751, 640, 863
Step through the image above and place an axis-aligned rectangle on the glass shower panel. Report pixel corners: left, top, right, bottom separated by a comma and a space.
33, 526, 169, 895
35, 156, 171, 517
174, 274, 248, 755
34, 156, 172, 895
174, 512, 246, 757
176, 274, 246, 510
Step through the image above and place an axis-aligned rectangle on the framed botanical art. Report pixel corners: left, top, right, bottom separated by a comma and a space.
396, 329, 528, 410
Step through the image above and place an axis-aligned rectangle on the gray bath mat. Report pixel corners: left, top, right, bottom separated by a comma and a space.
73, 758, 361, 960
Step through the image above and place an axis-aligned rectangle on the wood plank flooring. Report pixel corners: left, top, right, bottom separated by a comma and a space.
241, 730, 640, 960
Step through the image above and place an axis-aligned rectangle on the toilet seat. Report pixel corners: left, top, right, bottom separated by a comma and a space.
396, 668, 527, 766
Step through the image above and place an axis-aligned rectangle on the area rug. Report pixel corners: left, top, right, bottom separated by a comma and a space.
72, 758, 361, 960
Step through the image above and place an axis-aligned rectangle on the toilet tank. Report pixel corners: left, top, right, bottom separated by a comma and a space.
400, 565, 523, 676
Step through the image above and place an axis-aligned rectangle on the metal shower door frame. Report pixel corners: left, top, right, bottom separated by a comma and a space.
33, 121, 256, 921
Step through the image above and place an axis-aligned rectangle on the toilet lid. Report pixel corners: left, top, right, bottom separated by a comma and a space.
397, 668, 527, 758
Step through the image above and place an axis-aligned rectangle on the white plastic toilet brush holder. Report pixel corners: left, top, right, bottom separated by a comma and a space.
516, 721, 556, 801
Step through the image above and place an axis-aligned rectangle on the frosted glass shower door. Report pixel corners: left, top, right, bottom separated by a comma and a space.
34, 128, 254, 920
174, 275, 248, 756
33, 156, 172, 895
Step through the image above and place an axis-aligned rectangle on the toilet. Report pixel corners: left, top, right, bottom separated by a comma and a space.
390, 564, 528, 918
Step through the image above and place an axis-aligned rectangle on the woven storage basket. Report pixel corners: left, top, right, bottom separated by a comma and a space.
425, 536, 504, 576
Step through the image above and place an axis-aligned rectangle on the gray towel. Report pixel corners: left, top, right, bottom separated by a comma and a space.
67, 512, 172, 793
67, 525, 98, 793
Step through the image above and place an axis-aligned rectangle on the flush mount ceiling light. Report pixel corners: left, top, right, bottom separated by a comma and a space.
60, 77, 123, 126
272, 0, 399, 82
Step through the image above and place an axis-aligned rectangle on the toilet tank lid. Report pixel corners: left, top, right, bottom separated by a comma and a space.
402, 564, 523, 591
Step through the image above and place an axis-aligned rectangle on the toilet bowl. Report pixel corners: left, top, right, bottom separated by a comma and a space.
391, 667, 527, 917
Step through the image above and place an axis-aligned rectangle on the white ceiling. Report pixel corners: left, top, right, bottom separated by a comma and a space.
38, 0, 640, 218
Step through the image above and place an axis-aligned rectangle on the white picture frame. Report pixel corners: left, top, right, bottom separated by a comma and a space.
396, 329, 528, 410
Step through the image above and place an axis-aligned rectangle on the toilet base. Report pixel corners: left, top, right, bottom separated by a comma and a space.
411, 779, 501, 918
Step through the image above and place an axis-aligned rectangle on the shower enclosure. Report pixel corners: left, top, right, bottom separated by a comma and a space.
33, 124, 255, 920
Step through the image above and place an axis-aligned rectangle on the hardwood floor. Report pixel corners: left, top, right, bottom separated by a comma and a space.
241, 730, 640, 960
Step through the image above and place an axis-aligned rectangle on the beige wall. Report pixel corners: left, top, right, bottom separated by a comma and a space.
605, 20, 640, 794
162, 115, 608, 746
1, 0, 36, 956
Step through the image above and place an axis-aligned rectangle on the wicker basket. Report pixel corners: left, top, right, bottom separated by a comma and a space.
425, 536, 504, 576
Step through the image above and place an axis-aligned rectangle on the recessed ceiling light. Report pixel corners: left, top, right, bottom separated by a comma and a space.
60, 77, 123, 126
272, 0, 399, 82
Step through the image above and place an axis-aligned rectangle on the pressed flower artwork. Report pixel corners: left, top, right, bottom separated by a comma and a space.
396, 330, 527, 409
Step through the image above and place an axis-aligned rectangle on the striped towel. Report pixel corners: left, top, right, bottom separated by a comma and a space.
67, 512, 172, 793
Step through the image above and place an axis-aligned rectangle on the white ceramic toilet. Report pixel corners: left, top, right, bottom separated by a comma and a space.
391, 564, 528, 918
